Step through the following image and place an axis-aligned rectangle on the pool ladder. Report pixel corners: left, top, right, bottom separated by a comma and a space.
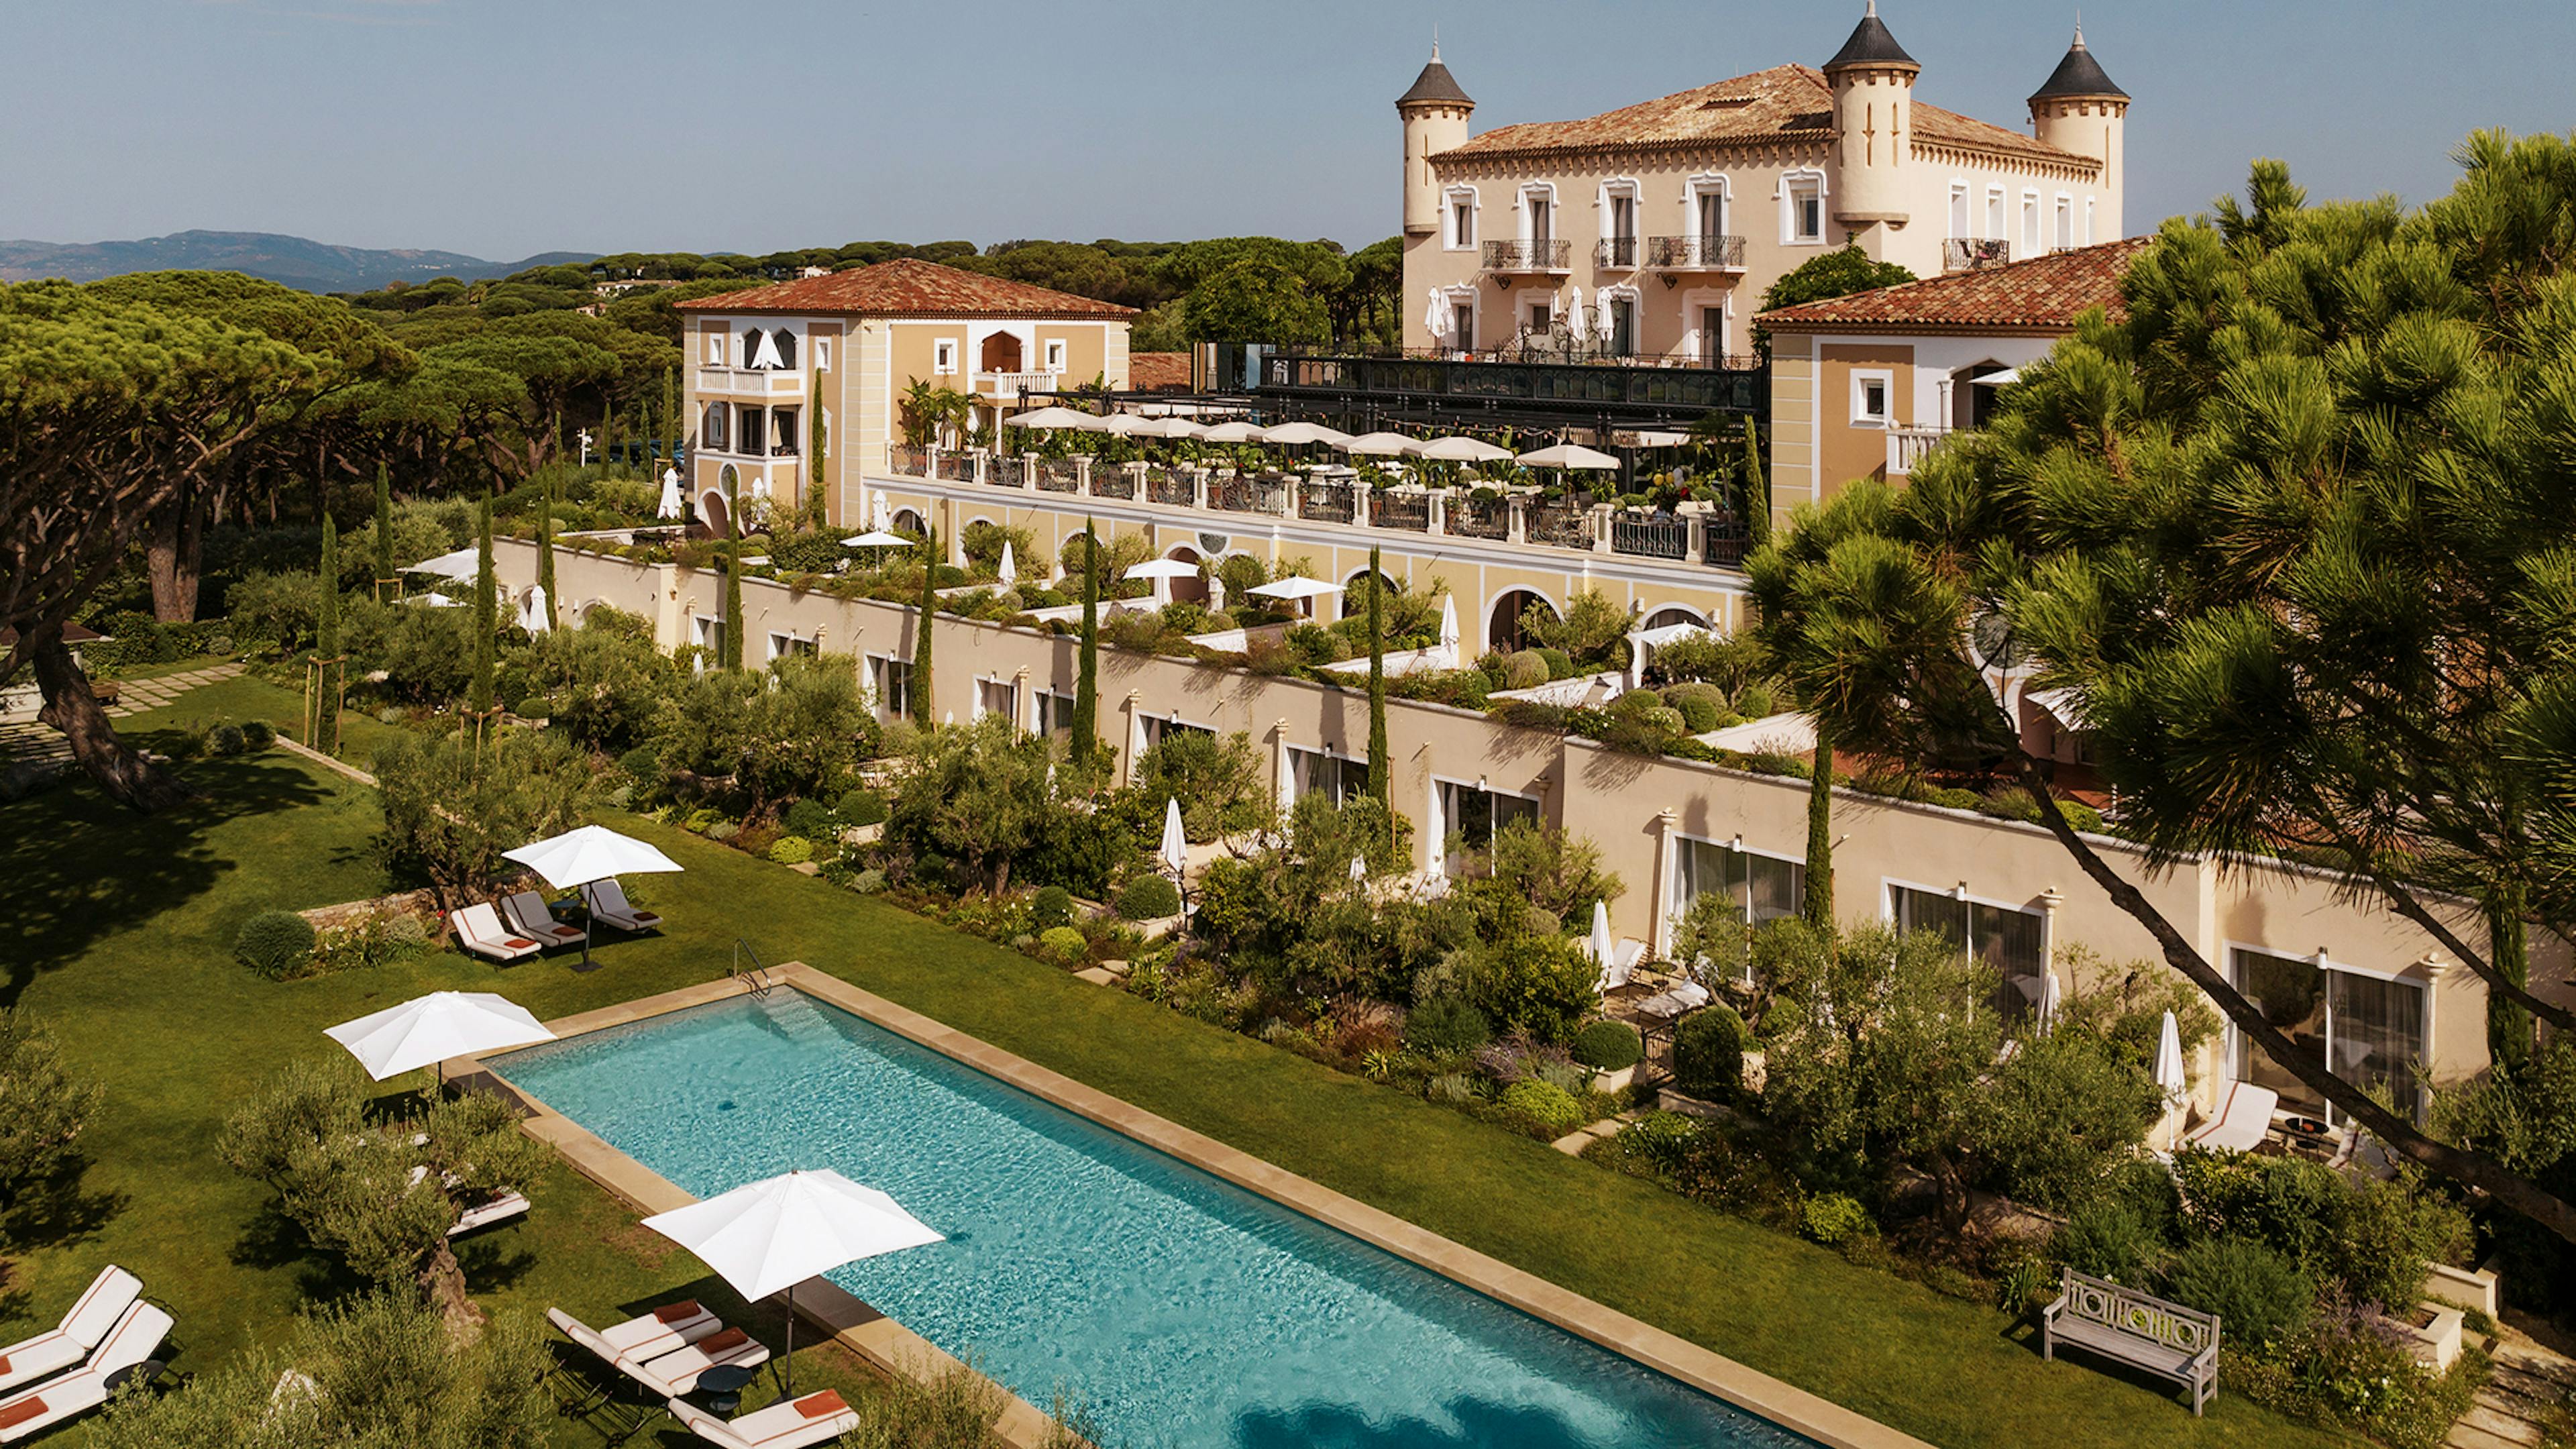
731, 938, 776, 999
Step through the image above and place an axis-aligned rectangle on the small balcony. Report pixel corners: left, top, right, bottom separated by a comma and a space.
694, 366, 806, 398
1647, 235, 1747, 272
1885, 427, 1954, 477
1483, 239, 1572, 274
1943, 238, 2010, 272
1593, 235, 1640, 270
980, 369, 1063, 398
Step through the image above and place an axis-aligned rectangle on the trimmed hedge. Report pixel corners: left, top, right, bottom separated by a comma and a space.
1671, 1003, 1750, 1099
234, 910, 317, 979
1116, 875, 1181, 920
1569, 1018, 1643, 1071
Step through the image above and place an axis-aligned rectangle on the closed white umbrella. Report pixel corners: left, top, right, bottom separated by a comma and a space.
1424, 289, 1446, 339
1260, 421, 1351, 447
641, 1169, 942, 1396
1337, 431, 1421, 458
1516, 443, 1621, 471
1439, 594, 1460, 649
657, 466, 684, 521
2153, 1009, 2188, 1146
1159, 797, 1188, 879
1597, 290, 1615, 341
1587, 899, 1615, 965
1350, 855, 1368, 883
1413, 435, 1514, 463
1199, 420, 1267, 444
871, 493, 892, 531
2036, 968, 2063, 1036
748, 330, 786, 370
325, 991, 554, 1083
996, 541, 1017, 588
1565, 286, 1588, 342
503, 825, 684, 970
520, 585, 552, 635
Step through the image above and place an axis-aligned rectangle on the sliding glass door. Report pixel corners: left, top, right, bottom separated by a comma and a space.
2229, 948, 2425, 1124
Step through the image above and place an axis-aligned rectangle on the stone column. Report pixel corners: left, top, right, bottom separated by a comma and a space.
1650, 808, 1680, 957
1272, 719, 1294, 808
1120, 690, 1142, 786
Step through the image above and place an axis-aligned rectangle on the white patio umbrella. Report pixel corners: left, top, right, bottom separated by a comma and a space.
1010, 406, 1101, 431
996, 541, 1018, 588
2035, 968, 2063, 1035
1093, 413, 1152, 437
1597, 290, 1615, 341
1260, 421, 1352, 447
842, 530, 912, 550
1438, 594, 1461, 650
871, 493, 892, 531
1198, 420, 1267, 444
1414, 435, 1514, 463
2153, 1009, 2188, 1144
1135, 416, 1205, 439
1124, 556, 1198, 604
1517, 443, 1621, 471
1350, 855, 1368, 884
325, 991, 554, 1084
407, 547, 480, 583
519, 585, 552, 635
1424, 289, 1446, 339
1337, 431, 1422, 458
1564, 286, 1588, 342
641, 1169, 942, 1397
1247, 575, 1343, 602
1158, 797, 1189, 879
657, 466, 685, 521
502, 824, 684, 971
1587, 900, 1615, 965
399, 591, 463, 608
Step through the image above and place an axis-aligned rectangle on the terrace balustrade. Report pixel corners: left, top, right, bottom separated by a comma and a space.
1093, 465, 1136, 500
888, 443, 931, 478
1448, 495, 1512, 541
1702, 513, 1751, 570
1609, 510, 1689, 561
1213, 473, 1289, 515
1370, 490, 1430, 532
934, 450, 978, 483
1481, 238, 1573, 274
1885, 427, 1953, 477
1646, 233, 1748, 271
1527, 502, 1596, 551
1594, 235, 1640, 269
1036, 458, 1085, 493
1146, 466, 1199, 507
1299, 479, 1357, 524
988, 455, 1028, 489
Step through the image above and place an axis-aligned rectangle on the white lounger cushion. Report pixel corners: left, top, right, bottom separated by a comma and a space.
667, 1391, 861, 1449
0, 1267, 141, 1393
2186, 1081, 2279, 1153
597, 1301, 719, 1359
450, 1191, 529, 1236
500, 892, 583, 945
452, 904, 541, 962
582, 880, 661, 931
0, 1301, 173, 1443
637, 1327, 769, 1393
547, 1307, 742, 1401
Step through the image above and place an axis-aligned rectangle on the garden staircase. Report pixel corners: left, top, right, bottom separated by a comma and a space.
2445, 1322, 2576, 1449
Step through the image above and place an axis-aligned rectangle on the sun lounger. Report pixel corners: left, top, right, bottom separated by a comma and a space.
667, 1390, 860, 1449
596, 1301, 721, 1360
582, 880, 662, 934
637, 1327, 770, 1394
451, 902, 543, 963
499, 891, 586, 949
0, 1301, 173, 1443
451, 1189, 530, 1236
547, 1306, 765, 1401
0, 1267, 142, 1394
2184, 1081, 2279, 1153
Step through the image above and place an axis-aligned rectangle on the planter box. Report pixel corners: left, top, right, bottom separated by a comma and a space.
2394, 1304, 2464, 1372
840, 822, 884, 847
1593, 1065, 1634, 1095
1653, 1087, 1728, 1120
2420, 1261, 2500, 1319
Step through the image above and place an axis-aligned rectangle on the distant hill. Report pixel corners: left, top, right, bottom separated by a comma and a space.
0, 230, 594, 292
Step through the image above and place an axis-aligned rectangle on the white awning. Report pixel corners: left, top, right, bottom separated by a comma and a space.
1969, 368, 2023, 386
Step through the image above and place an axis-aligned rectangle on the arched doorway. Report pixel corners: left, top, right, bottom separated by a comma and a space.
697, 488, 732, 539
1642, 604, 1706, 631
1488, 588, 1558, 654
1164, 546, 1209, 606
980, 332, 1024, 374
890, 508, 925, 539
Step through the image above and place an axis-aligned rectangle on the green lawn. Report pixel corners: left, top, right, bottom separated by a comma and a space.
1, 677, 2353, 1449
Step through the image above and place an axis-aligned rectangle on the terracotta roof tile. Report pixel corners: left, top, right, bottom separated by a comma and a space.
1438, 64, 2087, 170
1126, 352, 1192, 390
1756, 235, 2149, 333
678, 258, 1136, 320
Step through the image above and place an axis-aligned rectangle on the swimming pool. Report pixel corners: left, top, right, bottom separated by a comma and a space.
494, 990, 1815, 1449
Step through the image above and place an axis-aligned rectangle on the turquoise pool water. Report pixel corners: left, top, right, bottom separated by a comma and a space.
494, 991, 1813, 1449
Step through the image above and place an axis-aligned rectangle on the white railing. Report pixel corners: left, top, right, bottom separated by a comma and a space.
1886, 427, 1954, 477
693, 368, 806, 397
980, 369, 1062, 397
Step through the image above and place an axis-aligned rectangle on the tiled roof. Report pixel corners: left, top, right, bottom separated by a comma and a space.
1437, 64, 2086, 170
2030, 30, 2127, 101
1126, 352, 1192, 390
1756, 236, 2150, 333
678, 258, 1136, 320
1397, 54, 1473, 108
1823, 9, 1918, 71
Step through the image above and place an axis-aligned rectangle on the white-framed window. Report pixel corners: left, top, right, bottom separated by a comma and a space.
1043, 339, 1065, 372
1985, 185, 2006, 241
1948, 182, 1970, 239
2054, 193, 2074, 250
2229, 946, 2428, 1126
1519, 183, 1557, 244
1445, 185, 1479, 251
692, 614, 723, 653
1033, 689, 1080, 738
932, 339, 959, 375
2084, 197, 2096, 246
2021, 191, 2041, 254
813, 337, 831, 369
1600, 178, 1640, 268
1287, 746, 1373, 808
973, 676, 1018, 725
702, 401, 729, 452
1784, 171, 1825, 244
736, 405, 765, 457
864, 653, 912, 719
767, 631, 816, 662
1888, 882, 2047, 1021
704, 329, 726, 365
1686, 174, 1731, 246
1670, 835, 1807, 985
1138, 712, 1214, 753
1433, 776, 1542, 871
1849, 368, 1894, 427
1527, 301, 1553, 335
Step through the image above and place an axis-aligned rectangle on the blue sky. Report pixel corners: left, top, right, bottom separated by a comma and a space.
7, 1, 2571, 260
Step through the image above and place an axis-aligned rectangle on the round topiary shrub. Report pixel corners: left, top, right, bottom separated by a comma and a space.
1637, 704, 1689, 737
850, 868, 887, 896
235, 909, 317, 979
1662, 682, 1726, 733
239, 719, 276, 749
837, 790, 888, 828
1031, 885, 1074, 929
1536, 647, 1574, 680
1671, 1003, 1750, 1099
1731, 683, 1776, 718
1499, 650, 1550, 690
2160, 1239, 2312, 1349
619, 746, 663, 786
1568, 1019, 1643, 1071
511, 696, 551, 720
1116, 875, 1181, 920
1037, 926, 1089, 965
1499, 1079, 1585, 1136
1801, 1192, 1875, 1246
784, 797, 835, 841
208, 723, 248, 757
769, 836, 814, 865
1404, 996, 1492, 1056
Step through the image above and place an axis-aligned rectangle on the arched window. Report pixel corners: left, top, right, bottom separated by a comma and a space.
741, 329, 763, 367
702, 401, 729, 451
1488, 588, 1558, 653
773, 329, 797, 370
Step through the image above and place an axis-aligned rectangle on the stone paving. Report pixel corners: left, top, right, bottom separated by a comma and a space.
0, 661, 246, 769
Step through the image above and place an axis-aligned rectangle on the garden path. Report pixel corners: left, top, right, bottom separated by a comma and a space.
2446, 1323, 2576, 1449
0, 660, 244, 769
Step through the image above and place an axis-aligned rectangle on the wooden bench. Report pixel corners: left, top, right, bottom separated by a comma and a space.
2042, 1267, 2221, 1415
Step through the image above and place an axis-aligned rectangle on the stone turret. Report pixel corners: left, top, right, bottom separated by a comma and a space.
2030, 23, 2129, 236
1397, 43, 1474, 238
1823, 1, 1920, 245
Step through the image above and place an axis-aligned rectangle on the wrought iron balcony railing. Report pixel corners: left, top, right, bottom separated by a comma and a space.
1482, 239, 1572, 272
1943, 238, 2010, 272
1646, 234, 1746, 270
1594, 235, 1640, 269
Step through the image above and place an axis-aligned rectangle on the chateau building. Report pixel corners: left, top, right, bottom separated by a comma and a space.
1397, 6, 2129, 364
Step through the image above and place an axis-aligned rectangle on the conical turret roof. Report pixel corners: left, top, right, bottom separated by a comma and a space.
2031, 25, 2127, 101
1397, 44, 1474, 108
1824, 1, 1919, 72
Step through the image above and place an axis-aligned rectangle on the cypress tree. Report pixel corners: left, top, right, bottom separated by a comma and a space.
315, 514, 340, 754
2489, 886, 2534, 1077
1073, 519, 1099, 766
1802, 718, 1835, 932
663, 365, 679, 459
722, 553, 745, 672
1742, 417, 1770, 549
469, 498, 496, 717
808, 374, 829, 528
535, 478, 558, 631
372, 463, 394, 599
912, 525, 938, 724
1366, 547, 1391, 826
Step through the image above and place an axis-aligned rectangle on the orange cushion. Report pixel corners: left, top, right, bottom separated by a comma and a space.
504, 937, 536, 949
792, 1391, 848, 1419
0, 1398, 48, 1430
0, 1356, 11, 1375
651, 1300, 703, 1324
697, 1327, 751, 1355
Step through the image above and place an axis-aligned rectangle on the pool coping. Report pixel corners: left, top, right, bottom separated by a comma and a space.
459, 963, 1930, 1449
